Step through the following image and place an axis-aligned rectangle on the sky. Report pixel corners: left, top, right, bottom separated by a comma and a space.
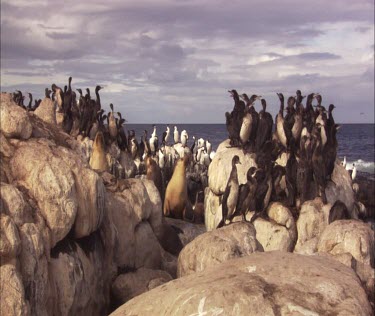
1, 0, 374, 123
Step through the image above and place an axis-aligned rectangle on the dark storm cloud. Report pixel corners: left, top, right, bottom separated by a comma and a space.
1, 0, 374, 123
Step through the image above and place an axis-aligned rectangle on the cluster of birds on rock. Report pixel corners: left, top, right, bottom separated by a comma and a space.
221, 89, 341, 227
11, 77, 213, 223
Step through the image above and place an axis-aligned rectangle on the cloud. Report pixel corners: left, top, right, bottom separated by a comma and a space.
1, 0, 374, 123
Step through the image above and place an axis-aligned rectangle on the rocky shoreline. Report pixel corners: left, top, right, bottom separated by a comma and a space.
1, 92, 374, 316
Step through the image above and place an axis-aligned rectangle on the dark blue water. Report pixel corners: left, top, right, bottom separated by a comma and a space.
125, 123, 374, 175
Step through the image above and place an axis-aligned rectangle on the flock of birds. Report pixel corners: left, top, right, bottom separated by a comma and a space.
11, 77, 213, 221
220, 89, 345, 226
11, 80, 360, 226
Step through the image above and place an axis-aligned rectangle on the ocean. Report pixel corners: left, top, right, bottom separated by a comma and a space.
125, 123, 375, 178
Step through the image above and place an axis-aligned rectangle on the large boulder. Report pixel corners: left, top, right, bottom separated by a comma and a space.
111, 268, 172, 305
317, 220, 374, 267
48, 239, 109, 316
119, 151, 137, 179
0, 213, 21, 261
18, 222, 50, 316
111, 252, 372, 316
208, 140, 257, 195
294, 198, 332, 254
10, 138, 105, 244
177, 221, 260, 277
105, 179, 163, 270
164, 217, 206, 246
0, 264, 30, 316
251, 202, 297, 252
0, 93, 32, 140
33, 98, 56, 125
204, 187, 222, 231
326, 160, 355, 215
0, 183, 33, 226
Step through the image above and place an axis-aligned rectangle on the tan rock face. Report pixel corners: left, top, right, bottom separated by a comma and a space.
204, 187, 222, 231
0, 264, 30, 316
105, 179, 163, 270
208, 141, 257, 195
0, 213, 21, 260
112, 252, 372, 316
0, 93, 33, 140
294, 198, 332, 254
1, 182, 33, 226
48, 240, 108, 316
177, 221, 260, 277
111, 268, 172, 304
317, 220, 374, 267
10, 138, 105, 244
10, 139, 78, 246
33, 98, 56, 125
251, 202, 297, 252
164, 217, 206, 247
326, 160, 355, 214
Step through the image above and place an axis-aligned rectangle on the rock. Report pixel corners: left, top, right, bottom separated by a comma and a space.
142, 179, 163, 230
0, 93, 33, 140
204, 187, 222, 231
294, 198, 332, 254
134, 222, 162, 269
111, 252, 372, 316
10, 140, 77, 246
251, 202, 297, 252
105, 179, 163, 270
0, 213, 21, 261
72, 167, 105, 239
164, 217, 206, 246
33, 98, 56, 125
10, 138, 105, 244
111, 268, 172, 305
0, 132, 15, 158
49, 240, 109, 316
119, 151, 137, 179
208, 142, 257, 195
317, 220, 374, 267
160, 247, 178, 278
177, 221, 260, 277
1, 182, 33, 226
0, 264, 30, 316
326, 160, 355, 215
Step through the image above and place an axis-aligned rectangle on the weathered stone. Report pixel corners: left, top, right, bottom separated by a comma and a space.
111, 268, 172, 304
142, 179, 163, 231
49, 240, 109, 316
294, 198, 332, 254
317, 220, 374, 267
105, 179, 163, 270
0, 213, 21, 260
164, 217, 206, 246
10, 138, 105, 243
251, 202, 297, 252
0, 132, 14, 158
0, 264, 30, 316
0, 93, 32, 140
72, 167, 105, 239
33, 98, 56, 125
0, 182, 33, 226
326, 160, 355, 215
112, 252, 372, 316
204, 187, 222, 231
208, 141, 257, 195
10, 139, 78, 246
177, 221, 260, 277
